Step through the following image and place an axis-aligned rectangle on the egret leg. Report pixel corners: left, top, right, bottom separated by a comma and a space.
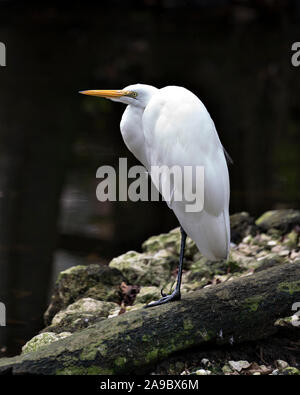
144, 227, 187, 308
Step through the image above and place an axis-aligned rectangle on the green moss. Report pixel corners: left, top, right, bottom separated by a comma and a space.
80, 343, 106, 361
197, 329, 213, 341
56, 365, 113, 375
244, 295, 264, 312
284, 230, 299, 249
114, 356, 127, 367
255, 211, 274, 226
21, 332, 71, 354
278, 280, 300, 295
145, 348, 159, 363
183, 320, 194, 331
282, 367, 300, 375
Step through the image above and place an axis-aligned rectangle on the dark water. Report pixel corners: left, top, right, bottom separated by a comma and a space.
0, 2, 299, 355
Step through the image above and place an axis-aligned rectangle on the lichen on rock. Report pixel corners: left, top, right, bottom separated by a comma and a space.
255, 209, 300, 234
22, 332, 72, 354
44, 298, 119, 333
109, 249, 178, 287
44, 264, 127, 325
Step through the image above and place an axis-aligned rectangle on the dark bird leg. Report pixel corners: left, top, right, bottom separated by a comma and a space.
144, 226, 187, 308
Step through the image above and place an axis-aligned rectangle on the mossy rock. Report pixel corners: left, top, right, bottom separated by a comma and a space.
109, 249, 178, 287
22, 332, 72, 354
44, 264, 127, 325
135, 286, 161, 304
281, 367, 300, 375
254, 255, 284, 273
230, 212, 257, 244
187, 257, 229, 281
282, 230, 299, 250
255, 210, 300, 234
142, 227, 198, 259
43, 298, 118, 333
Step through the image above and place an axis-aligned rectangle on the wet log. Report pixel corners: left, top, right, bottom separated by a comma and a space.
0, 262, 299, 375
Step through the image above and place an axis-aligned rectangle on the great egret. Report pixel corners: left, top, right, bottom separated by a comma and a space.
80, 84, 230, 308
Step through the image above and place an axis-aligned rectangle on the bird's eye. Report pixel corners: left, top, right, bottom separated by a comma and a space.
127, 91, 138, 99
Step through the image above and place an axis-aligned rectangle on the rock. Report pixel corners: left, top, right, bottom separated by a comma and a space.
135, 286, 161, 304
272, 369, 279, 375
195, 369, 211, 375
282, 230, 299, 250
228, 360, 251, 372
44, 264, 127, 325
276, 360, 289, 369
201, 358, 210, 366
281, 367, 300, 375
187, 257, 228, 281
22, 332, 72, 354
1, 262, 299, 375
227, 250, 256, 271
175, 361, 185, 371
43, 298, 118, 333
254, 254, 283, 273
142, 227, 198, 259
222, 364, 233, 374
230, 212, 257, 244
255, 210, 300, 234
109, 249, 178, 287
125, 303, 144, 312
9, 212, 300, 375
278, 250, 290, 257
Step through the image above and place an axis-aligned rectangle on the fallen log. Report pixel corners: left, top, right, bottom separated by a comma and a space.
0, 262, 299, 375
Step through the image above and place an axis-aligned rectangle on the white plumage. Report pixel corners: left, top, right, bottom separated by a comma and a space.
81, 84, 230, 261
120, 84, 230, 260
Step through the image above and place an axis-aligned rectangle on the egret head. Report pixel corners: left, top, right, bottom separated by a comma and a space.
79, 83, 157, 108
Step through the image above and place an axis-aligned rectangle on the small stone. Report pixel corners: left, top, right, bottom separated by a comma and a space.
258, 365, 273, 374
175, 361, 185, 371
281, 367, 300, 375
283, 230, 299, 250
278, 250, 290, 257
228, 360, 251, 372
222, 364, 233, 374
272, 369, 279, 375
201, 358, 210, 366
195, 369, 211, 375
276, 360, 289, 369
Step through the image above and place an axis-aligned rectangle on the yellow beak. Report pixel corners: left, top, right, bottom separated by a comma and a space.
79, 89, 129, 98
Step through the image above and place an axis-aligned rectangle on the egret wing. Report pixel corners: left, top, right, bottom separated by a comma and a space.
142, 86, 230, 260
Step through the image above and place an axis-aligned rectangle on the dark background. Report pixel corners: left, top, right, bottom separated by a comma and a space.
0, 0, 299, 356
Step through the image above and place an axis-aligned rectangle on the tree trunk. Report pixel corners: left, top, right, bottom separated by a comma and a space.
0, 262, 299, 375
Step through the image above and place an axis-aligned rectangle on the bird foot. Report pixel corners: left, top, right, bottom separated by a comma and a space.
144, 290, 181, 308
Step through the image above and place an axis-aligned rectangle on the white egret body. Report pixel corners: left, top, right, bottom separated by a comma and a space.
80, 84, 231, 306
